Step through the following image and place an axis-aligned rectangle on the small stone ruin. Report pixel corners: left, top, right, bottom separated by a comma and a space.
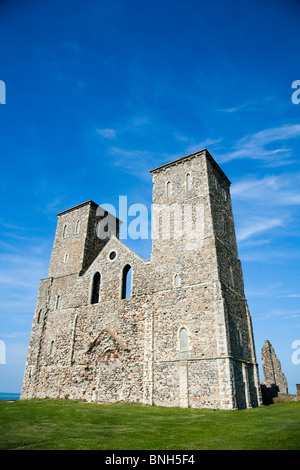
261, 340, 288, 403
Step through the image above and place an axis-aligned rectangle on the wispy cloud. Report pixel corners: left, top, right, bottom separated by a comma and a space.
277, 294, 300, 298
231, 172, 300, 250
62, 41, 84, 55
107, 146, 158, 179
237, 217, 285, 242
217, 123, 300, 165
96, 128, 117, 139
231, 174, 300, 206
216, 96, 274, 114
184, 138, 223, 155
0, 240, 50, 323
263, 308, 300, 320
217, 101, 256, 114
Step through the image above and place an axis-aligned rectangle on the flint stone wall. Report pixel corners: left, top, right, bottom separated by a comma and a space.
21, 150, 262, 410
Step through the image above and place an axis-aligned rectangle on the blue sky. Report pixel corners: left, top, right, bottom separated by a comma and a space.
0, 0, 300, 394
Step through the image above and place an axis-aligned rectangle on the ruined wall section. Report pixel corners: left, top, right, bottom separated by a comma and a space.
22, 234, 153, 402
261, 340, 288, 394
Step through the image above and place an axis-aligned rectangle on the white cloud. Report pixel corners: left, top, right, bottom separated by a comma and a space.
217, 123, 300, 165
264, 308, 300, 320
184, 138, 223, 155
231, 174, 300, 206
0, 245, 50, 321
277, 294, 300, 298
231, 175, 278, 197
96, 128, 117, 139
107, 146, 157, 179
237, 217, 285, 242
62, 41, 84, 55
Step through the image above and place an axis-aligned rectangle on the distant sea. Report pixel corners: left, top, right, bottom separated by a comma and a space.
0, 393, 20, 400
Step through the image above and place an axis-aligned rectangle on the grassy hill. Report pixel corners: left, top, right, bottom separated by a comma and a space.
0, 399, 300, 450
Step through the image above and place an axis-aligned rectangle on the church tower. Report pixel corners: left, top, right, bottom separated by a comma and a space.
21, 148, 262, 410
48, 200, 121, 278
149, 149, 262, 409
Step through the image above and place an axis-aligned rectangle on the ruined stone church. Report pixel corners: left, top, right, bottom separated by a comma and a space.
21, 149, 263, 409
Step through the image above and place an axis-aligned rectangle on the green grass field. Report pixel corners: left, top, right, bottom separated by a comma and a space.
0, 399, 300, 450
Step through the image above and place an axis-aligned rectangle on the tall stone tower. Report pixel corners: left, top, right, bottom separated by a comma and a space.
148, 151, 262, 409
21, 149, 262, 409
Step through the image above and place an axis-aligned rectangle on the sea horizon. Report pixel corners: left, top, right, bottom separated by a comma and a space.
0, 392, 21, 400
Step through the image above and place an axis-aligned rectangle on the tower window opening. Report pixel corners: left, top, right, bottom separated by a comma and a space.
91, 272, 101, 304
223, 217, 228, 233
50, 340, 55, 356
55, 295, 61, 309
63, 224, 67, 238
36, 309, 42, 323
109, 251, 117, 260
74, 219, 81, 234
229, 265, 234, 288
174, 274, 180, 288
186, 173, 191, 191
167, 181, 171, 198
121, 264, 132, 299
180, 328, 188, 351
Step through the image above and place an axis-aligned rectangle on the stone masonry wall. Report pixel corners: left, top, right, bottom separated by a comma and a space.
21, 149, 262, 409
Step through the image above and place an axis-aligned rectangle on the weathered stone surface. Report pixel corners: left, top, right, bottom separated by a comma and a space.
21, 149, 262, 409
261, 339, 288, 400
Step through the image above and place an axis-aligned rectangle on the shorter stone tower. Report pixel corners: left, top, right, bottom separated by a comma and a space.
21, 149, 262, 409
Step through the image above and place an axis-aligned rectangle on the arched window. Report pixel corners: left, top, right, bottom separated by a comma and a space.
180, 328, 188, 351
50, 340, 55, 356
237, 327, 244, 359
237, 328, 243, 348
55, 295, 61, 309
166, 181, 171, 198
91, 272, 101, 304
223, 217, 228, 234
74, 219, 81, 234
186, 173, 191, 191
229, 265, 234, 288
174, 274, 180, 288
63, 224, 67, 238
36, 309, 42, 323
121, 264, 132, 299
